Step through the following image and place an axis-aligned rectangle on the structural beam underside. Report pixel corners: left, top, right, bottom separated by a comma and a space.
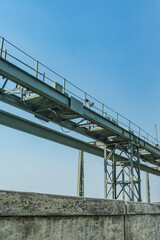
0, 109, 160, 176
0, 58, 160, 162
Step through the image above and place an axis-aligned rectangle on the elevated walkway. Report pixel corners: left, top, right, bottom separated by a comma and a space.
0, 36, 160, 202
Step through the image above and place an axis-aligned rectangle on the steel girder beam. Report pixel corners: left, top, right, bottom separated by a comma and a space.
0, 109, 106, 157
0, 91, 99, 140
1, 92, 160, 178
0, 109, 160, 176
0, 58, 160, 160
0, 59, 70, 107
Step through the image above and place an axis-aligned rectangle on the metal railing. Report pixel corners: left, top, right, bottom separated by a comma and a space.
0, 36, 159, 147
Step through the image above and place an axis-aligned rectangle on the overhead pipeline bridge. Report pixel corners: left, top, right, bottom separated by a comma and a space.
0, 36, 160, 202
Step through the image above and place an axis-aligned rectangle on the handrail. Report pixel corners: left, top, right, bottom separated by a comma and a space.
0, 36, 159, 147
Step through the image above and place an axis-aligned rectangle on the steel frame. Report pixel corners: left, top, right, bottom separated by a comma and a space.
0, 57, 160, 161
104, 142, 142, 201
0, 49, 160, 202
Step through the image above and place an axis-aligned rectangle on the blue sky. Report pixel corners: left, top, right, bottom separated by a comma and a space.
0, 0, 160, 202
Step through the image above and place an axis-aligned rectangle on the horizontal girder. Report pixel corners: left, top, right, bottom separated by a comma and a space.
0, 109, 160, 176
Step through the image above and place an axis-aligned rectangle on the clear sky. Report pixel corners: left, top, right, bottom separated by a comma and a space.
0, 0, 160, 202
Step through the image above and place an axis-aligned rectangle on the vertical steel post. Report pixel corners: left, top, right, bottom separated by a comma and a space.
155, 124, 159, 144
4, 49, 7, 59
129, 143, 134, 201
35, 61, 39, 78
128, 167, 131, 201
112, 149, 116, 199
146, 172, 150, 203
0, 37, 4, 57
63, 79, 66, 94
129, 120, 131, 130
104, 145, 107, 198
136, 146, 142, 202
43, 73, 45, 82
102, 104, 104, 116
138, 127, 141, 138
84, 93, 87, 107
122, 165, 125, 201
77, 150, 84, 197
116, 113, 119, 124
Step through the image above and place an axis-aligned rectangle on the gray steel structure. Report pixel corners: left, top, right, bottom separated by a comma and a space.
0, 37, 160, 201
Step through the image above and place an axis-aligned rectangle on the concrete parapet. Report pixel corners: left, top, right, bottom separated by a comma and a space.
0, 191, 159, 239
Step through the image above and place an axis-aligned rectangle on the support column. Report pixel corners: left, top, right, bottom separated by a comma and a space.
104, 145, 107, 198
104, 142, 141, 202
122, 165, 125, 201
104, 145, 116, 199
136, 146, 142, 202
77, 150, 84, 197
112, 149, 116, 199
129, 143, 134, 201
146, 172, 150, 203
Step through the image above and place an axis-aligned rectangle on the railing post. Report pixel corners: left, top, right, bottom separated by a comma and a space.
84, 92, 87, 107
102, 104, 104, 116
35, 60, 39, 78
138, 127, 141, 138
147, 133, 149, 143
4, 49, 7, 59
0, 37, 4, 57
116, 113, 118, 124
63, 79, 66, 94
129, 120, 131, 130
43, 73, 45, 82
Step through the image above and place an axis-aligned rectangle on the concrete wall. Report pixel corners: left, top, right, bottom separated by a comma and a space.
0, 191, 159, 240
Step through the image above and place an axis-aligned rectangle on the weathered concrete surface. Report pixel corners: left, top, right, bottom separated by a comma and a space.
0, 216, 124, 240
0, 191, 125, 216
0, 191, 159, 240
125, 215, 160, 240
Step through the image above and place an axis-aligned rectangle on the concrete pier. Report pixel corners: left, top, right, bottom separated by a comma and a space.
0, 191, 159, 239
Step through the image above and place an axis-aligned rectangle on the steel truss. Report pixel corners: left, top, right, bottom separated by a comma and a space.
104, 142, 142, 201
0, 51, 160, 202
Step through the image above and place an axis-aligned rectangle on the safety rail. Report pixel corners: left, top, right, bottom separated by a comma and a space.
0, 36, 159, 147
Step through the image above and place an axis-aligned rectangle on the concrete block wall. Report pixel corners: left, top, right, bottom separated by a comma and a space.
0, 191, 159, 240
